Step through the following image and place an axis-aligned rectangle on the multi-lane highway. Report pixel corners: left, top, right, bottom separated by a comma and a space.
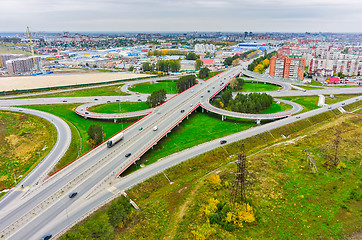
0, 66, 241, 239
0, 63, 361, 239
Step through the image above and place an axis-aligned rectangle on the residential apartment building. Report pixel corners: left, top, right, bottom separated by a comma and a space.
269, 56, 305, 80
6, 56, 42, 74
0, 54, 26, 68
309, 57, 361, 77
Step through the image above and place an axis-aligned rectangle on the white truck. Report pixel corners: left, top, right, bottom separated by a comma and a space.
107, 132, 124, 148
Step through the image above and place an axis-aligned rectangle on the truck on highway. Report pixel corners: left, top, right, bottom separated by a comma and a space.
107, 132, 124, 148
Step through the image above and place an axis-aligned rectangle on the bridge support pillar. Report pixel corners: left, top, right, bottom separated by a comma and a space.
187, 115, 189, 119
202, 108, 204, 113
222, 115, 225, 121
114, 119, 117, 123
256, 119, 261, 125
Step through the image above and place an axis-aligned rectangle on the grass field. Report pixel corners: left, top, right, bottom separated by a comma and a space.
64, 102, 362, 240
123, 112, 255, 174
89, 102, 150, 114
239, 80, 280, 92
279, 95, 320, 113
19, 84, 131, 99
130, 81, 178, 94
325, 94, 361, 105
20, 104, 135, 172
0, 111, 56, 191
257, 101, 292, 114
310, 80, 324, 86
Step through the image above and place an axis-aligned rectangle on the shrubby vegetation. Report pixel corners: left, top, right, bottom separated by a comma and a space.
229, 78, 245, 91
214, 91, 273, 114
61, 196, 133, 240
146, 89, 167, 107
186, 52, 199, 60
199, 67, 210, 79
247, 51, 277, 73
176, 75, 196, 93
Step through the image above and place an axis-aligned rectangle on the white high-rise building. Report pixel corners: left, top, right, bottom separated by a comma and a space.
194, 44, 215, 54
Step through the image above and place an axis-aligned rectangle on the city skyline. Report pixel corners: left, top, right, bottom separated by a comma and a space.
1, 0, 362, 33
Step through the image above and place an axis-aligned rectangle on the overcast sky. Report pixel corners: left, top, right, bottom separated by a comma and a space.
1, 0, 361, 33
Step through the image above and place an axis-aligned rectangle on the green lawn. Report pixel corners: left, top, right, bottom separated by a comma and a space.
239, 80, 280, 92
16, 84, 130, 99
325, 94, 361, 105
279, 96, 320, 113
124, 112, 255, 174
20, 104, 135, 172
130, 81, 178, 94
257, 102, 292, 114
310, 80, 324, 86
89, 102, 150, 114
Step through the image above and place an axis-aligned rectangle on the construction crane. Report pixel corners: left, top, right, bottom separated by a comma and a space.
26, 26, 38, 72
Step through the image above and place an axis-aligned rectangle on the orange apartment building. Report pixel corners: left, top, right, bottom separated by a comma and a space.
269, 56, 305, 80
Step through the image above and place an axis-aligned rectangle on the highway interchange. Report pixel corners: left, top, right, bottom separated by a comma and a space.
0, 63, 361, 239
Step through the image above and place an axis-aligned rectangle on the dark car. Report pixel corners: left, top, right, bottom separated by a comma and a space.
69, 192, 77, 198
107, 100, 111, 103
94, 98, 98, 101
62, 100, 67, 102
181, 109, 185, 113
138, 99, 142, 102
116, 99, 120, 102
125, 153, 131, 157
208, 90, 210, 93
40, 234, 52, 240
220, 140, 227, 144
85, 112, 89, 114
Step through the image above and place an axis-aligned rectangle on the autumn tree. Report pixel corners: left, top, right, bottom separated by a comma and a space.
195, 59, 203, 69
87, 124, 104, 147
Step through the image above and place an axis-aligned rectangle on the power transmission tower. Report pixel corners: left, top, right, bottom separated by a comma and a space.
304, 150, 318, 174
330, 129, 341, 166
231, 143, 247, 204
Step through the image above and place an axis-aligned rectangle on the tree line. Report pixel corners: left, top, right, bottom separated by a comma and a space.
247, 51, 277, 73
156, 60, 181, 72
214, 90, 273, 114
148, 50, 187, 56
176, 75, 196, 93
